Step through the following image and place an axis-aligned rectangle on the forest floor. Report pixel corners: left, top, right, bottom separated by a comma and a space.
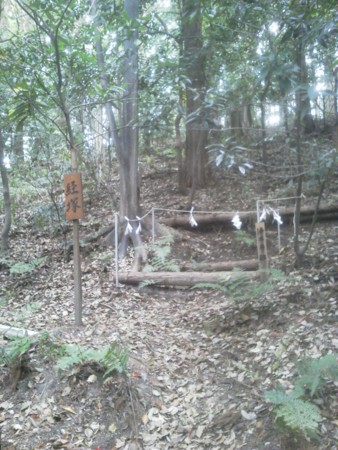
0, 147, 338, 450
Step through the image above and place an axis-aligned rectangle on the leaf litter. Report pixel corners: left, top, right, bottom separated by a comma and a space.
0, 166, 337, 449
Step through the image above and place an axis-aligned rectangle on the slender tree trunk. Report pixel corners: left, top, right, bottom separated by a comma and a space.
175, 92, 186, 194
260, 101, 267, 170
13, 121, 24, 162
294, 40, 315, 133
91, 0, 145, 268
334, 67, 338, 125
181, 0, 208, 190
0, 128, 12, 252
282, 101, 290, 139
230, 109, 243, 138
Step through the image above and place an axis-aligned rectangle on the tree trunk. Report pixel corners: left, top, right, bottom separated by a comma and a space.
91, 0, 145, 269
0, 128, 12, 252
181, 0, 208, 191
230, 109, 244, 138
175, 92, 186, 194
119, 0, 140, 223
282, 101, 290, 139
294, 39, 315, 133
260, 101, 267, 169
13, 121, 24, 162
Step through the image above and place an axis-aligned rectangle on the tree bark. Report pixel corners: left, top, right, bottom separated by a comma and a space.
294, 34, 315, 133
181, 0, 208, 190
0, 128, 12, 252
91, 0, 146, 269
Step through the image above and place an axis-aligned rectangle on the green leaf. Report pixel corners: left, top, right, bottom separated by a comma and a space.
276, 399, 321, 433
265, 388, 289, 405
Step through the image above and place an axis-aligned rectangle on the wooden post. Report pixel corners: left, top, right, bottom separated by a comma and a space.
64, 169, 84, 326
256, 222, 269, 279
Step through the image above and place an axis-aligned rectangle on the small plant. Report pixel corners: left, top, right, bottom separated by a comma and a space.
56, 343, 128, 376
143, 235, 179, 272
37, 332, 67, 361
0, 336, 35, 367
233, 230, 256, 247
0, 257, 11, 270
101, 343, 128, 376
140, 235, 179, 287
265, 354, 338, 441
266, 389, 322, 440
9, 256, 47, 275
192, 268, 288, 302
295, 353, 338, 397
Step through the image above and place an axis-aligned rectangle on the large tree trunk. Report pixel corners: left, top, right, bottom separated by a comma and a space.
0, 128, 12, 252
181, 0, 208, 192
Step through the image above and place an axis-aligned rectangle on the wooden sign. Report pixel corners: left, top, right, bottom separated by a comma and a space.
64, 172, 84, 220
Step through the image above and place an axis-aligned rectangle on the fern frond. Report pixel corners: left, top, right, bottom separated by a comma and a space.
265, 387, 289, 405
296, 354, 338, 397
276, 399, 321, 435
144, 235, 179, 273
139, 279, 156, 288
191, 282, 229, 292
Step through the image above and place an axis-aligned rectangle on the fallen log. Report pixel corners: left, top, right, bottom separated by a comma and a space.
158, 203, 338, 229
0, 325, 39, 338
180, 259, 258, 272
115, 270, 261, 287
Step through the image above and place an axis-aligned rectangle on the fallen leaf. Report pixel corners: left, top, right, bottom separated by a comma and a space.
61, 406, 77, 415
241, 409, 257, 421
109, 422, 117, 433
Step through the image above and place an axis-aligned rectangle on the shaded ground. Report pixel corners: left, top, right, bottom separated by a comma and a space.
0, 154, 337, 450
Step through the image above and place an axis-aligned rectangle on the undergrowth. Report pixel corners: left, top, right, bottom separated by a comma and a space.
192, 268, 288, 302
265, 354, 338, 441
0, 336, 35, 367
0, 334, 128, 379
140, 235, 179, 287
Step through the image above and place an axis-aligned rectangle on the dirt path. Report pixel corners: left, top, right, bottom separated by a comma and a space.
1, 167, 337, 449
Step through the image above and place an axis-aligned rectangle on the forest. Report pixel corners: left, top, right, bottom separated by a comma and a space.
0, 0, 337, 449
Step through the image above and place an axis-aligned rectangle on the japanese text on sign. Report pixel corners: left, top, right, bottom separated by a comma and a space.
64, 173, 84, 220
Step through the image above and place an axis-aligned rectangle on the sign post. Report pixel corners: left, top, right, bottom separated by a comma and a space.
256, 222, 269, 281
64, 172, 84, 325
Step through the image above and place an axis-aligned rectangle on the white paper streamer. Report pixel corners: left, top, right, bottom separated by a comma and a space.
272, 209, 283, 225
259, 207, 267, 222
232, 213, 242, 230
189, 207, 198, 227
136, 216, 142, 234
124, 216, 133, 235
